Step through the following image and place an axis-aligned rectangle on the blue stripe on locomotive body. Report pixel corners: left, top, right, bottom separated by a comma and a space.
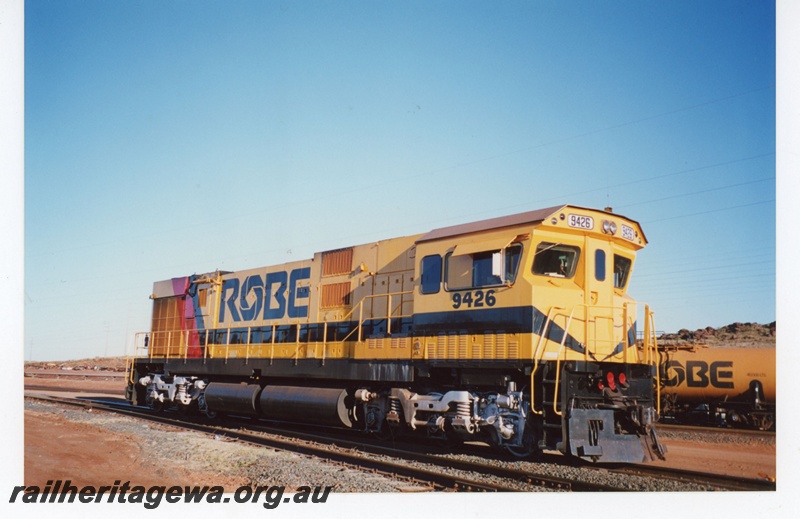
195, 303, 635, 361
412, 306, 588, 356
411, 306, 532, 333
201, 306, 549, 341
161, 357, 417, 384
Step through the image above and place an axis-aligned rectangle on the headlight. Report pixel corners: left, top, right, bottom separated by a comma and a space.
602, 220, 617, 235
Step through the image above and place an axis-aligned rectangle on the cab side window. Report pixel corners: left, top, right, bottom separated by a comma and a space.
613, 254, 632, 289
445, 244, 523, 290
420, 255, 443, 294
532, 243, 580, 278
595, 249, 606, 281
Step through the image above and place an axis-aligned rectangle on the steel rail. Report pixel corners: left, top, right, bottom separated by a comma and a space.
657, 423, 776, 438
25, 395, 524, 492
598, 464, 775, 491
23, 384, 122, 395
234, 421, 626, 492
24, 370, 125, 378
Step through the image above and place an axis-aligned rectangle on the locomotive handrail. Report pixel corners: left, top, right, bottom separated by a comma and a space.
322, 322, 328, 365
552, 305, 580, 417
334, 290, 413, 344
532, 301, 656, 417
529, 305, 566, 415
125, 356, 136, 385
132, 325, 304, 364
539, 302, 651, 361
643, 305, 661, 413
129, 290, 415, 365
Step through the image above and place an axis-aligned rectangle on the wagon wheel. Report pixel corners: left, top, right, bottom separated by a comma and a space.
755, 414, 775, 431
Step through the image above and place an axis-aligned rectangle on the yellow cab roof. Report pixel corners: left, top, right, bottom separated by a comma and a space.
416, 204, 648, 245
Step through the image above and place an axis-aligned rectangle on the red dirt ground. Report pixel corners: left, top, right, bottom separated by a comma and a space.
24, 409, 247, 489
648, 437, 775, 481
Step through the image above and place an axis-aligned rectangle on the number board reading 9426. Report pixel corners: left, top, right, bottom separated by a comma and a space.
567, 214, 594, 230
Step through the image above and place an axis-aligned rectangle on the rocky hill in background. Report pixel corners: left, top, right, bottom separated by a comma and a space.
24, 356, 127, 371
659, 321, 776, 348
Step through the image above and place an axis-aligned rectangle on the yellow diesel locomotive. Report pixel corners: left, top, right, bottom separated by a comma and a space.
126, 204, 665, 463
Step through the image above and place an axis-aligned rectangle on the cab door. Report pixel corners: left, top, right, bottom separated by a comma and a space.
583, 236, 615, 357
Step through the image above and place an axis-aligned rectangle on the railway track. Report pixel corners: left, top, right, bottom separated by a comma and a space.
25, 394, 580, 492
658, 423, 776, 439
24, 370, 125, 379
23, 384, 123, 395
228, 419, 618, 492
24, 391, 775, 492
23, 380, 775, 440
600, 464, 775, 491
243, 418, 776, 492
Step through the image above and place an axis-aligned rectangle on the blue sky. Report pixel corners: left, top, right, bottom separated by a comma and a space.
19, 0, 779, 361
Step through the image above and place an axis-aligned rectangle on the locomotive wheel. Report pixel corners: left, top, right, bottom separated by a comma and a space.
503, 420, 540, 459
444, 427, 464, 448
504, 443, 536, 458
178, 400, 199, 416
371, 423, 396, 441
504, 438, 539, 458
197, 393, 219, 420
127, 383, 147, 407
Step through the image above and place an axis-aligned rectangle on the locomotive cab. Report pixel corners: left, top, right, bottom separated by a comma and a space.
527, 212, 663, 461
411, 205, 664, 462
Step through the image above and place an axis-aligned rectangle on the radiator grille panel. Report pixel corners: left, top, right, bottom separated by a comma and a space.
322, 248, 353, 276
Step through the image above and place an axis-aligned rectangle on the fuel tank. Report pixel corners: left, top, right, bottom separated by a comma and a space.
260, 386, 353, 428
204, 383, 262, 416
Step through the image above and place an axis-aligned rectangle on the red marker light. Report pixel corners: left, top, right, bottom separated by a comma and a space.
606, 371, 616, 390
